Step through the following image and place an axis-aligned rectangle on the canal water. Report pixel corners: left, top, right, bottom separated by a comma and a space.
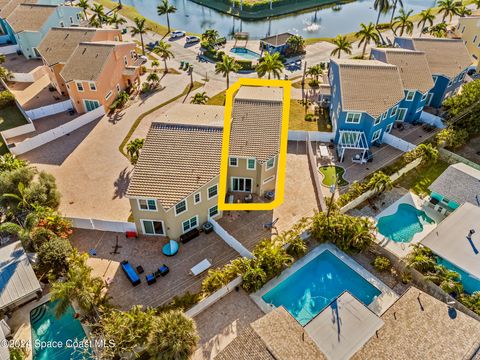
121, 0, 438, 39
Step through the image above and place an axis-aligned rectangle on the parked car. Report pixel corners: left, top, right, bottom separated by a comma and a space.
170, 30, 186, 39
185, 36, 200, 44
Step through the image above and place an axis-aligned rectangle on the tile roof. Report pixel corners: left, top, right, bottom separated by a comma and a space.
372, 48, 434, 93
126, 123, 223, 210
260, 32, 294, 46
428, 162, 480, 205
215, 307, 326, 360
408, 37, 472, 78
155, 103, 225, 128
229, 86, 283, 162
0, 0, 36, 19
38, 27, 97, 66
333, 59, 405, 118
351, 287, 480, 360
60, 41, 133, 82
0, 241, 41, 310
6, 4, 56, 32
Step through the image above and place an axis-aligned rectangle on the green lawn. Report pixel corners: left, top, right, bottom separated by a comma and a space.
0, 104, 28, 154
206, 90, 226, 106
395, 160, 450, 197
289, 99, 331, 132
319, 165, 349, 187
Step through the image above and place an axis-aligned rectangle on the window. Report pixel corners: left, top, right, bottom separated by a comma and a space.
345, 112, 361, 124
231, 177, 252, 192
374, 116, 381, 126
207, 185, 218, 199
474, 35, 478, 43
194, 192, 201, 204
396, 108, 407, 121
138, 199, 157, 211
372, 129, 382, 142
59, 21, 64, 27
390, 105, 398, 117
385, 123, 393, 133
105, 91, 112, 100
247, 158, 256, 170
416, 107, 423, 113
462, 26, 465, 33
124, 56, 128, 66
69, 16, 74, 24
421, 92, 428, 101
209, 205, 219, 218
432, 75, 438, 84
89, 82, 96, 91
76, 13, 80, 20
182, 216, 198, 233
229, 157, 238, 167
266, 157, 275, 170
116, 84, 121, 92
447, 79, 453, 87
405, 90, 415, 101
76, 82, 84, 92
175, 200, 187, 216
142, 220, 165, 235
263, 175, 275, 184
114, 36, 119, 41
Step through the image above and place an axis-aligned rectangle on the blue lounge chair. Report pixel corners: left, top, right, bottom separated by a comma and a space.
146, 273, 156, 285
159, 264, 169, 276
121, 260, 141, 286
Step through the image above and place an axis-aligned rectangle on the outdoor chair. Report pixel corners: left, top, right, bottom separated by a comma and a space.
121, 260, 141, 286
146, 273, 156, 285
159, 264, 169, 276
263, 217, 279, 229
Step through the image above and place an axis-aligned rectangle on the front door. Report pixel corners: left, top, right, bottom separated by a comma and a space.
84, 99, 100, 112
232, 177, 253, 192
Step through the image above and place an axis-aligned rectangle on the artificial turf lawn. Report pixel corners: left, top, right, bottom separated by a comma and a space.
319, 165, 349, 187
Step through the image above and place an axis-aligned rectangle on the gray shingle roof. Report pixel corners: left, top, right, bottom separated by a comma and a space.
0, 241, 41, 311
260, 32, 294, 46
6, 4, 56, 32
333, 59, 405, 118
126, 123, 223, 210
0, 0, 36, 19
428, 163, 480, 205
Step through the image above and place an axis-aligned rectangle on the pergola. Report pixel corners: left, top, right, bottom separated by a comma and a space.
337, 130, 369, 163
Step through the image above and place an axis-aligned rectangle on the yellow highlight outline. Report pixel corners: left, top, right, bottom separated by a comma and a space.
218, 78, 291, 211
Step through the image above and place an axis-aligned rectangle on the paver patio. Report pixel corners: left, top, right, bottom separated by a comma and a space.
2, 53, 42, 73
390, 122, 440, 146
70, 228, 239, 310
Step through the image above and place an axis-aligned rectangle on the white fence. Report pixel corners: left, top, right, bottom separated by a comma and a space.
26, 99, 73, 120
382, 133, 416, 152
185, 276, 243, 318
11, 106, 105, 155
420, 111, 445, 129
209, 218, 252, 258
288, 130, 334, 142
339, 157, 422, 213
0, 44, 19, 55
10, 67, 45, 83
69, 217, 137, 233
1, 122, 35, 139
306, 133, 327, 211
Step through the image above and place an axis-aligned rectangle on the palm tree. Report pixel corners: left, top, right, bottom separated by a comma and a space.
146, 310, 199, 360
77, 0, 89, 20
429, 22, 448, 38
153, 41, 174, 73
473, 0, 480, 9
426, 265, 463, 295
388, 0, 404, 29
374, 0, 391, 27
90, 3, 105, 26
108, 12, 127, 29
392, 8, 414, 36
457, 5, 472, 17
355, 22, 380, 58
157, 0, 177, 33
201, 29, 219, 45
306, 64, 323, 83
330, 35, 352, 59
146, 72, 160, 85
367, 171, 393, 194
406, 243, 436, 273
126, 138, 144, 164
256, 52, 284, 79
285, 34, 305, 56
151, 59, 160, 72
438, 0, 461, 23
215, 55, 240, 90
130, 17, 150, 55
190, 92, 209, 104
417, 9, 435, 37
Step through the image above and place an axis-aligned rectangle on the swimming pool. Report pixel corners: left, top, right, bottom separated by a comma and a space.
230, 47, 261, 60
377, 203, 435, 243
438, 257, 480, 295
31, 301, 93, 360
261, 250, 381, 326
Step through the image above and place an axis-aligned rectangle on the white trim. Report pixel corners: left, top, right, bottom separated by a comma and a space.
421, 92, 428, 102
207, 184, 218, 200
390, 105, 398, 118
247, 157, 256, 170
182, 215, 199, 233
265, 157, 275, 170
76, 81, 84, 92
385, 123, 393, 134
174, 199, 188, 216
415, 107, 423, 113
208, 205, 220, 219
374, 116, 381, 126
405, 90, 415, 101
229, 157, 238, 167
396, 108, 407, 121
231, 177, 253, 192
105, 90, 112, 100
140, 219, 166, 236
263, 175, 275, 184
372, 129, 382, 143
89, 81, 96, 91
137, 198, 157, 212
194, 192, 201, 205
345, 112, 361, 124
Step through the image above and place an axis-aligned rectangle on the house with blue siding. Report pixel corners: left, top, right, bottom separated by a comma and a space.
370, 48, 434, 123
394, 37, 472, 108
328, 59, 405, 162
5, 3, 81, 59
260, 32, 294, 56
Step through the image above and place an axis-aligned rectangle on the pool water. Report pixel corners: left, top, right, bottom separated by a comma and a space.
230, 47, 261, 60
262, 250, 381, 326
377, 203, 435, 243
438, 258, 480, 295
31, 301, 93, 360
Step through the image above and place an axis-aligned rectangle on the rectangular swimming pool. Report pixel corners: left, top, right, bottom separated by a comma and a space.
261, 250, 382, 326
31, 300, 93, 360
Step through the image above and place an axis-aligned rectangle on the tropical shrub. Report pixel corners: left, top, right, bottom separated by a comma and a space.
401, 271, 413, 284
236, 59, 253, 71
0, 89, 15, 108
436, 128, 469, 149
373, 256, 391, 272
157, 292, 202, 312
37, 237, 72, 275
426, 265, 463, 296
0, 154, 27, 172
305, 113, 314, 121
459, 292, 480, 315
406, 243, 436, 273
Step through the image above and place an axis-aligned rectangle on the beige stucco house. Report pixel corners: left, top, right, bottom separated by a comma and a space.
126, 87, 284, 238
38, 27, 122, 96
456, 15, 480, 71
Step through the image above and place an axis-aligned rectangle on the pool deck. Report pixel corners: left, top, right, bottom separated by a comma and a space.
250, 243, 398, 319
373, 192, 444, 258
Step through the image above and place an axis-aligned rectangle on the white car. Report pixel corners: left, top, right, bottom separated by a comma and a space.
185, 36, 200, 44
170, 30, 186, 39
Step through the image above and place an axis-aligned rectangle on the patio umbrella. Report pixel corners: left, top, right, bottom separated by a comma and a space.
163, 240, 179, 256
